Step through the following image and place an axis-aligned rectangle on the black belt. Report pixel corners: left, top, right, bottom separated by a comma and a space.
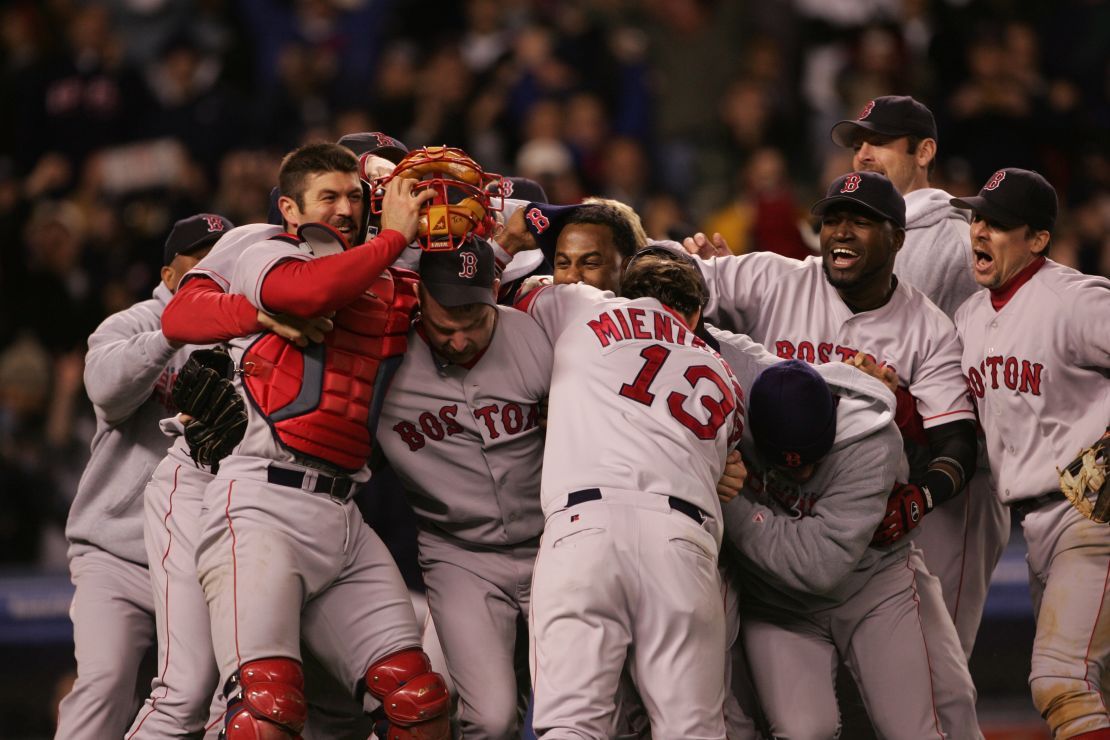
267, 465, 356, 500
566, 488, 707, 524
1010, 491, 1065, 517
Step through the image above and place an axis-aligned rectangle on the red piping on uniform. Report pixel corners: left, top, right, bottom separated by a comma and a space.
226, 480, 243, 668
126, 465, 182, 738
1082, 556, 1110, 704
951, 487, 972, 629
923, 409, 974, 423
904, 558, 945, 738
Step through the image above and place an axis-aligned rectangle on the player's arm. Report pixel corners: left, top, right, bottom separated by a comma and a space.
683, 250, 788, 334
708, 326, 783, 397
1069, 279, 1110, 368
85, 302, 177, 427
723, 425, 901, 595
514, 282, 612, 343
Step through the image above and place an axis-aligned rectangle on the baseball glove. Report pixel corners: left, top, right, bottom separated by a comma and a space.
1057, 428, 1110, 524
172, 348, 247, 468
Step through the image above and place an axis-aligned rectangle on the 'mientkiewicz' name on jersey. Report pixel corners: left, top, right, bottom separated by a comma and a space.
965, 355, 1044, 398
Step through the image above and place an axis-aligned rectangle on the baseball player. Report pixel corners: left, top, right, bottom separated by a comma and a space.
951, 168, 1110, 739
712, 350, 980, 738
683, 171, 980, 730
523, 251, 745, 739
56, 213, 232, 740
192, 142, 450, 739
831, 94, 1007, 657
375, 238, 553, 739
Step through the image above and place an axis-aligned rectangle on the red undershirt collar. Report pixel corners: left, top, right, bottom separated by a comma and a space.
990, 256, 1046, 311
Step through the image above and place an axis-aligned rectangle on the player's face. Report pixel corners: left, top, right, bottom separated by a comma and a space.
419, 289, 498, 365
285, 171, 364, 241
161, 245, 214, 293
968, 214, 1049, 290
819, 205, 902, 293
553, 223, 624, 293
850, 133, 924, 195
773, 462, 816, 483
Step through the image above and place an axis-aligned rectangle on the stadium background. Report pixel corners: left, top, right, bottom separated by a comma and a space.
0, 0, 1107, 737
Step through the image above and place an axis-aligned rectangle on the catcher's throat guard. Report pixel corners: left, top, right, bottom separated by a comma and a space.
371, 146, 503, 252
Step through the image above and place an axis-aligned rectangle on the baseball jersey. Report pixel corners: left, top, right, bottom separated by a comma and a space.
955, 259, 1110, 503
524, 283, 744, 531
65, 283, 191, 565
182, 223, 285, 292
376, 306, 553, 545
697, 253, 975, 429
898, 188, 980, 320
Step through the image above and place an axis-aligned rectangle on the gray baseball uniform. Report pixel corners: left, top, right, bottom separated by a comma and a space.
195, 230, 424, 714
127, 224, 277, 740
376, 306, 552, 739
525, 283, 743, 739
956, 258, 1110, 737
710, 332, 980, 738
56, 283, 186, 740
896, 186, 1009, 657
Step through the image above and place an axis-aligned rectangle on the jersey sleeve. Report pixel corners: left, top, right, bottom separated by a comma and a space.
161, 277, 262, 345
518, 282, 613, 343
84, 300, 177, 427
1067, 278, 1110, 369
907, 314, 976, 428
723, 424, 901, 595
697, 252, 794, 333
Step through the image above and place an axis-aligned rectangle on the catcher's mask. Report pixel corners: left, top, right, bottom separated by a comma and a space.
371, 146, 503, 252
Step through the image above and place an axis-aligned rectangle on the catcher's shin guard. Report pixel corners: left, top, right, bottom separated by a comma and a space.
364, 649, 450, 740
222, 658, 307, 739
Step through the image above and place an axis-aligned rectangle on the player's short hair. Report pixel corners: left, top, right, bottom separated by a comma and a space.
620, 252, 707, 319
905, 135, 936, 177
279, 142, 359, 210
561, 204, 639, 259
582, 197, 649, 249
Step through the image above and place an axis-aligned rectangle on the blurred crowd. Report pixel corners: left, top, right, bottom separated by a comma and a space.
1, 0, 1107, 568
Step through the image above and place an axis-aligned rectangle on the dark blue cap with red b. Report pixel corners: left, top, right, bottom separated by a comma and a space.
811, 171, 906, 229
748, 360, 838, 469
164, 213, 233, 265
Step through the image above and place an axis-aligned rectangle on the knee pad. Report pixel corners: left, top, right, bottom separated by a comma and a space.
222, 658, 307, 739
364, 649, 450, 740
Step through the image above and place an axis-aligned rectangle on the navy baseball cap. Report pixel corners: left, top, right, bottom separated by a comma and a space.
831, 96, 938, 147
811, 171, 907, 229
748, 360, 838, 469
950, 168, 1058, 232
494, 177, 548, 204
336, 132, 409, 164
520, 202, 586, 263
420, 236, 497, 307
164, 214, 233, 265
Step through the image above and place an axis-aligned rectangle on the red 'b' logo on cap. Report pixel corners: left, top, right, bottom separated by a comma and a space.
984, 170, 1006, 191
204, 216, 226, 232
525, 207, 550, 233
858, 100, 875, 120
502, 179, 515, 198
784, 451, 802, 468
840, 174, 862, 193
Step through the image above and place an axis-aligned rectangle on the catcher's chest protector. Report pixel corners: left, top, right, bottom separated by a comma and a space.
242, 268, 419, 471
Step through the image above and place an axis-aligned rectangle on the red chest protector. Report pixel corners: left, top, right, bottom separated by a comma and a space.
241, 267, 419, 472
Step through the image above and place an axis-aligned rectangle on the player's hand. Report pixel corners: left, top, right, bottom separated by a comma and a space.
844, 351, 899, 395
495, 207, 538, 256
717, 450, 747, 503
682, 232, 731, 260
871, 482, 933, 547
380, 176, 436, 244
258, 310, 334, 347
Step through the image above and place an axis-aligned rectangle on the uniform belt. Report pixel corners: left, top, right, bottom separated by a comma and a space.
267, 465, 356, 501
1010, 490, 1065, 517
566, 488, 707, 524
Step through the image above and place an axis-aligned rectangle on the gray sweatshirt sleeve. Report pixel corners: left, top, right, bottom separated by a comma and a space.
84, 294, 177, 427
723, 424, 901, 596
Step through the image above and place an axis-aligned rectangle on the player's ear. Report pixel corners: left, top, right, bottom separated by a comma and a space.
491, 278, 501, 301
915, 138, 937, 169
891, 226, 906, 253
1030, 229, 1050, 255
161, 265, 178, 293
277, 195, 300, 228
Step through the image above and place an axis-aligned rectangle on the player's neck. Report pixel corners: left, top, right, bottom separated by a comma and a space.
837, 276, 897, 314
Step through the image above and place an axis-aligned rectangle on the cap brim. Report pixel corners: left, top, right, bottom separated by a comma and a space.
370, 146, 408, 165
811, 195, 901, 227
949, 196, 1024, 230
831, 120, 904, 147
423, 282, 496, 308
